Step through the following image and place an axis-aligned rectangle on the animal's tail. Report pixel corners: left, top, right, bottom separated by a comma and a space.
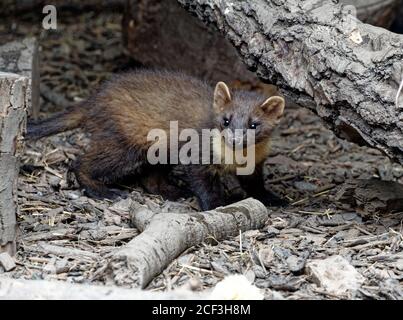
26, 104, 85, 140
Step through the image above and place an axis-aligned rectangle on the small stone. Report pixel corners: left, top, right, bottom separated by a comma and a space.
244, 269, 255, 283
43, 257, 57, 274
0, 252, 16, 272
259, 246, 274, 268
48, 175, 61, 188
294, 181, 318, 191
286, 255, 306, 274
109, 197, 133, 213
273, 246, 292, 260
187, 277, 203, 291
67, 192, 80, 200
252, 265, 266, 278
306, 255, 365, 296
55, 258, 69, 274
265, 226, 280, 238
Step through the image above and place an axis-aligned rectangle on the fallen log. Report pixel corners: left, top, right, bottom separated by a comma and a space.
0, 276, 203, 300
122, 0, 399, 83
0, 72, 29, 256
177, 0, 403, 165
110, 198, 268, 288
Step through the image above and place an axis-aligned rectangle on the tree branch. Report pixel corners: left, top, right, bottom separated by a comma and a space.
110, 198, 268, 288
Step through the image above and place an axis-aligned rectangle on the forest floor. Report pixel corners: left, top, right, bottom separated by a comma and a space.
1, 11, 402, 299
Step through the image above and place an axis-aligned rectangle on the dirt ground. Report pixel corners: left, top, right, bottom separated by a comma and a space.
1, 11, 402, 299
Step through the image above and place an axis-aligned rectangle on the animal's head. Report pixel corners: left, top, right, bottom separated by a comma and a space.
212, 81, 285, 148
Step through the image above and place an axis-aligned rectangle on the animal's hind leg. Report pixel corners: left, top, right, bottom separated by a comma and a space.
72, 142, 145, 199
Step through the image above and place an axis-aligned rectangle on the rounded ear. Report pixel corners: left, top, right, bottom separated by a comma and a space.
260, 96, 285, 120
214, 81, 232, 112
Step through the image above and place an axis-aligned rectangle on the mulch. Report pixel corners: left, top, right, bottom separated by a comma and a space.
1, 10, 402, 300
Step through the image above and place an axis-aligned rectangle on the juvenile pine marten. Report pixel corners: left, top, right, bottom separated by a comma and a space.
27, 69, 286, 210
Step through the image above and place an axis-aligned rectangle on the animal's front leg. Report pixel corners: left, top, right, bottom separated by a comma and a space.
220, 172, 248, 204
239, 164, 288, 207
179, 165, 226, 211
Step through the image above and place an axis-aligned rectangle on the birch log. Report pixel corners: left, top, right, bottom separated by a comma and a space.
177, 0, 403, 165
110, 198, 268, 288
0, 72, 28, 256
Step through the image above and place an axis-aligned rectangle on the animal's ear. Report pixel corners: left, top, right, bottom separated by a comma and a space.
213, 81, 232, 112
260, 96, 285, 121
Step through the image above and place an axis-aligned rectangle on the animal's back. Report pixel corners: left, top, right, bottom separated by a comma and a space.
87, 70, 214, 147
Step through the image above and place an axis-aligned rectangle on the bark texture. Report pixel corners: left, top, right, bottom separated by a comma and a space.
335, 178, 403, 216
178, 0, 403, 165
110, 198, 268, 288
0, 38, 40, 119
0, 276, 204, 299
0, 72, 28, 255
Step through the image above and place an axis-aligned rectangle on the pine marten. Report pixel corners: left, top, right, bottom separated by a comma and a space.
27, 69, 286, 210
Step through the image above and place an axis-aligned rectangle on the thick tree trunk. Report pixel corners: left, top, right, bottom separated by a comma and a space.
0, 72, 28, 256
0, 38, 38, 256
177, 0, 403, 165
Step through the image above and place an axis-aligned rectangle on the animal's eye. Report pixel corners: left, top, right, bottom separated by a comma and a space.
223, 117, 230, 127
250, 122, 259, 129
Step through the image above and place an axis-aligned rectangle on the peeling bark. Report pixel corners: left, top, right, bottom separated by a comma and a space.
0, 72, 28, 255
177, 0, 403, 165
110, 198, 268, 288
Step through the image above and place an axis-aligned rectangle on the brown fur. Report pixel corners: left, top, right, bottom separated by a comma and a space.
27, 69, 286, 210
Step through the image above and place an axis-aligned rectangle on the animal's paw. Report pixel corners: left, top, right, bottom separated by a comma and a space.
263, 192, 289, 207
